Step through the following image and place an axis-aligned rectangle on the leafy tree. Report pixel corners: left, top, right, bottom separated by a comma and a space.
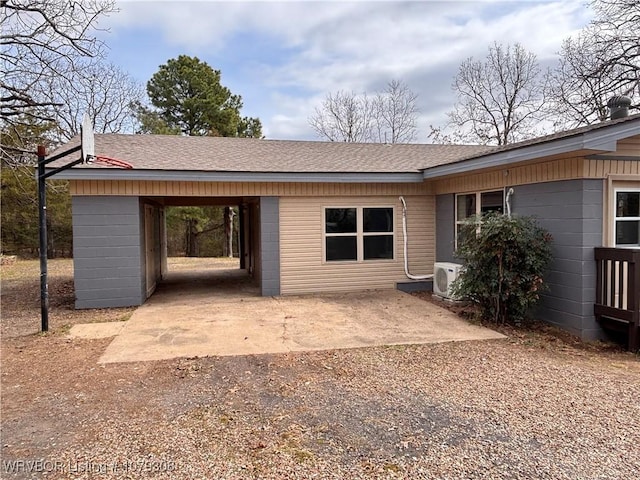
309, 80, 419, 143
547, 0, 639, 127
452, 213, 553, 326
138, 55, 260, 256
165, 206, 238, 257
1, 120, 72, 257
430, 43, 547, 145
138, 55, 262, 138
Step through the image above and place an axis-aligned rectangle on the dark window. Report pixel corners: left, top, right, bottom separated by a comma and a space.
364, 235, 394, 259
455, 190, 505, 248
324, 206, 395, 262
363, 208, 393, 233
480, 191, 504, 214
615, 191, 640, 247
617, 192, 640, 217
326, 236, 357, 261
456, 194, 476, 220
325, 208, 356, 233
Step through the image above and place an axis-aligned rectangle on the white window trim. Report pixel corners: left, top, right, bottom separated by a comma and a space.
323, 206, 395, 263
613, 187, 640, 248
454, 188, 506, 249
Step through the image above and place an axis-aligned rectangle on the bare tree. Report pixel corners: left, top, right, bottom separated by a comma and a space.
309, 80, 419, 143
547, 0, 639, 127
1, 0, 116, 127
309, 90, 375, 142
373, 80, 418, 143
431, 43, 547, 146
49, 61, 145, 140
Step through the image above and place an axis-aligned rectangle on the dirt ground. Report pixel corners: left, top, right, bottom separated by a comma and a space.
1, 259, 639, 479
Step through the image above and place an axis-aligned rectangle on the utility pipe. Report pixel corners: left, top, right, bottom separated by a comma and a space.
399, 196, 434, 280
505, 187, 515, 219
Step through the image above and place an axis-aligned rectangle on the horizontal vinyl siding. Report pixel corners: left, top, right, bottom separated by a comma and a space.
280, 195, 434, 295
70, 180, 431, 197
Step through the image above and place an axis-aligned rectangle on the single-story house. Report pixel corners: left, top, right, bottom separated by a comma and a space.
48, 113, 640, 345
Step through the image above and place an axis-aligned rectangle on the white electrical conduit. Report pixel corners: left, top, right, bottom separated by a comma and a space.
399, 196, 434, 280
505, 187, 515, 219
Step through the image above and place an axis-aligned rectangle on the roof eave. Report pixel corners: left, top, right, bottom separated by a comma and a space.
422, 119, 640, 179
48, 169, 426, 184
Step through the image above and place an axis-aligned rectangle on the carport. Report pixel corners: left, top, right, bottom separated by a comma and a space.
139, 195, 260, 299
71, 193, 280, 309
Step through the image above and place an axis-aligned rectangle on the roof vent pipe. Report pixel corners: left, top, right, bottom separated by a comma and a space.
607, 95, 632, 120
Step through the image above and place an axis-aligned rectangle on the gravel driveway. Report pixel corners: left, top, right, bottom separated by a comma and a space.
2, 259, 639, 479
2, 333, 639, 479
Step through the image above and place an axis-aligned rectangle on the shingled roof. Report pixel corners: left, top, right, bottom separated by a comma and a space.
47, 114, 640, 178
48, 134, 491, 173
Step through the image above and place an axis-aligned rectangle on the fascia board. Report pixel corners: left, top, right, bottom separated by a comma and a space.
46, 169, 425, 184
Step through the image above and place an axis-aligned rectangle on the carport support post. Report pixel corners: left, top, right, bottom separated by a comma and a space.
37, 145, 49, 332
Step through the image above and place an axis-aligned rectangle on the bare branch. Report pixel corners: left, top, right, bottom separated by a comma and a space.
1, 0, 116, 131
309, 81, 419, 143
434, 42, 547, 145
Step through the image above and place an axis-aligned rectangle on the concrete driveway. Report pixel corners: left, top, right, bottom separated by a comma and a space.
70, 269, 504, 364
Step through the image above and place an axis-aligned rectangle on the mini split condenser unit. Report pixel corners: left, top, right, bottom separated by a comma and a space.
433, 262, 463, 300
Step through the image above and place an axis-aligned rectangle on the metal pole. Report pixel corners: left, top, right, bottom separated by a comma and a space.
37, 145, 49, 332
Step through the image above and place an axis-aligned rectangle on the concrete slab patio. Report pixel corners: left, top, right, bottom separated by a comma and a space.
75, 268, 505, 364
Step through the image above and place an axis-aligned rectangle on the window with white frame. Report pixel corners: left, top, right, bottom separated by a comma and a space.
614, 189, 640, 247
324, 207, 394, 262
455, 190, 504, 247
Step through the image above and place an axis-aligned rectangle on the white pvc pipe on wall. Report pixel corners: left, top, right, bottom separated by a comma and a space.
399, 196, 434, 281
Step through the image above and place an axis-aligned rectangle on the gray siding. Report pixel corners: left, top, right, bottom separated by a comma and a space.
436, 194, 456, 263
72, 196, 144, 308
512, 179, 604, 340
260, 196, 280, 296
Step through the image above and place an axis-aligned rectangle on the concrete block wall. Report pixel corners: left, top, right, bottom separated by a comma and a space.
259, 196, 280, 296
72, 196, 145, 308
512, 179, 604, 340
435, 179, 605, 340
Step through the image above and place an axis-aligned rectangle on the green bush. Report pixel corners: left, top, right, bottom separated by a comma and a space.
452, 213, 553, 325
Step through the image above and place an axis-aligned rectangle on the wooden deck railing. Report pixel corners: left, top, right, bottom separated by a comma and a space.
594, 247, 640, 351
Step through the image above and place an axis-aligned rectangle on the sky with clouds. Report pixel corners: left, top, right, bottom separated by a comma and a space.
96, 0, 593, 141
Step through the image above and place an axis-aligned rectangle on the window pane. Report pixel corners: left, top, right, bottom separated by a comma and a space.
363, 235, 393, 260
326, 236, 357, 261
456, 194, 476, 220
616, 220, 640, 245
325, 208, 356, 233
363, 208, 393, 233
616, 192, 640, 217
481, 191, 504, 214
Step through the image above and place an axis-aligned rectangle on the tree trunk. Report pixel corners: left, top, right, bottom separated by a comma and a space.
224, 206, 233, 257
185, 219, 198, 257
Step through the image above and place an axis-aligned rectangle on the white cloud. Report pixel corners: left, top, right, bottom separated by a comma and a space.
106, 0, 591, 141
